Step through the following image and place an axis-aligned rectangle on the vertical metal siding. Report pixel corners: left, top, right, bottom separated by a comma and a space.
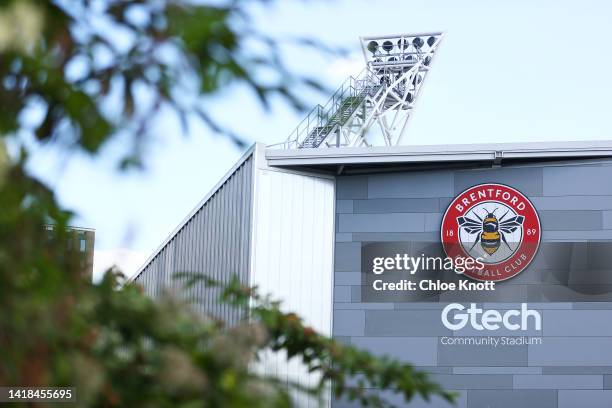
134, 153, 253, 325
250, 163, 335, 408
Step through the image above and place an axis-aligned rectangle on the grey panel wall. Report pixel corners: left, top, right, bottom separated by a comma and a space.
134, 154, 253, 325
333, 159, 612, 408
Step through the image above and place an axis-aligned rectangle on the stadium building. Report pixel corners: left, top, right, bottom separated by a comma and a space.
134, 33, 612, 408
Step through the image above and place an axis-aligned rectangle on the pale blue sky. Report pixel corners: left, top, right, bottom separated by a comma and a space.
23, 0, 612, 279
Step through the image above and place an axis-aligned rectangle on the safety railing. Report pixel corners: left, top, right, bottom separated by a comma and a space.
269, 68, 381, 149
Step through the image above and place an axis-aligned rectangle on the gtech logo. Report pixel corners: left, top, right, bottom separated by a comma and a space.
441, 183, 541, 282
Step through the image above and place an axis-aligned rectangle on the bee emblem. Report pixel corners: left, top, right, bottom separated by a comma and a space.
457, 208, 525, 256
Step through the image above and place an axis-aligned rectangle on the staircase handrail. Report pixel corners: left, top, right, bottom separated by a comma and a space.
269, 68, 383, 149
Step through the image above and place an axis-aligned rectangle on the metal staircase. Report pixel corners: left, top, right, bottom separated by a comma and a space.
276, 71, 382, 149
300, 89, 372, 148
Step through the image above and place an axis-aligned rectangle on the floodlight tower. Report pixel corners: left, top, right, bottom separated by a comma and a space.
358, 32, 443, 147
271, 32, 443, 149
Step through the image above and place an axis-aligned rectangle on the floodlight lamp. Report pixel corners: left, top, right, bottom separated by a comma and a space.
367, 41, 379, 54
412, 37, 424, 49
382, 40, 394, 53
427, 36, 436, 47
397, 38, 409, 50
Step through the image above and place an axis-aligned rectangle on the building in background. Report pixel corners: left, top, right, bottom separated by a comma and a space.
45, 225, 95, 278
133, 34, 612, 408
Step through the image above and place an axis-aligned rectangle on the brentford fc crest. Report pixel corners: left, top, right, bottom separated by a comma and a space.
441, 183, 541, 282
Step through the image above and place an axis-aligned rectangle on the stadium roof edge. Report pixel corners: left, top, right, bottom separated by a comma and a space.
265, 140, 612, 168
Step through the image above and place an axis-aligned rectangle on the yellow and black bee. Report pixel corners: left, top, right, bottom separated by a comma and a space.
457, 208, 525, 255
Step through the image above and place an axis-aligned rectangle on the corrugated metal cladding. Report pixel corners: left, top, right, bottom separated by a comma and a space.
133, 144, 336, 407
134, 153, 253, 325
250, 166, 335, 408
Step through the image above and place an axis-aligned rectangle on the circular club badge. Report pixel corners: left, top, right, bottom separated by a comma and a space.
441, 183, 541, 282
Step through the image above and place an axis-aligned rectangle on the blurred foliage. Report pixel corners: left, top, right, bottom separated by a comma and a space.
0, 0, 455, 407
0, 0, 327, 167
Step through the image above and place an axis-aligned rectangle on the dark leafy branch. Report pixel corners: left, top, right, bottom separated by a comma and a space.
178, 273, 457, 408
0, 0, 336, 168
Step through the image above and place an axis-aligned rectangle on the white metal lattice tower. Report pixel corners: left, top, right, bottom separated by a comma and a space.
270, 32, 443, 149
